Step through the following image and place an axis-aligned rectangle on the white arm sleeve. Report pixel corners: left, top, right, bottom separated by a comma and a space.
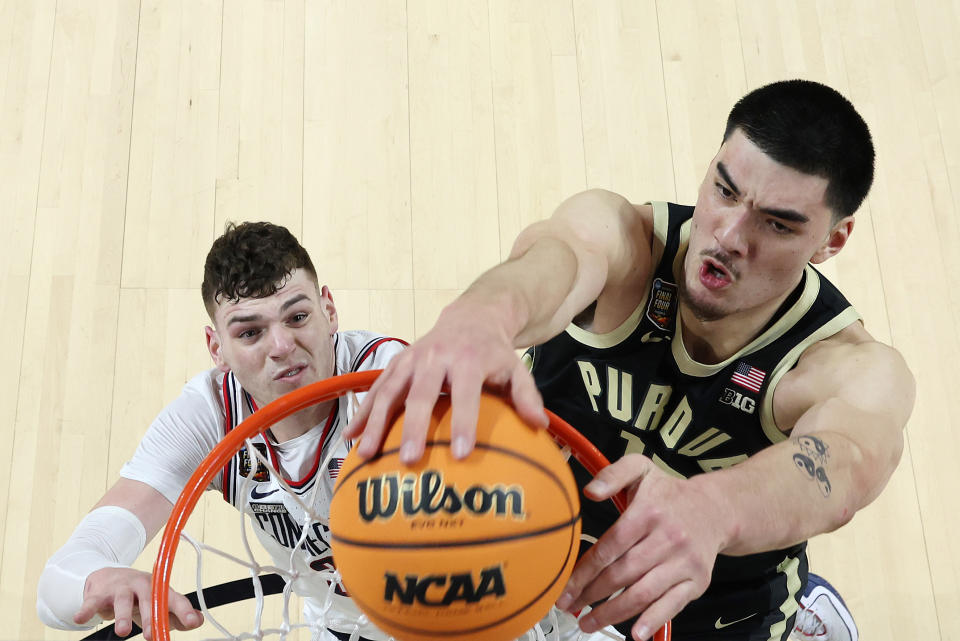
37, 506, 148, 630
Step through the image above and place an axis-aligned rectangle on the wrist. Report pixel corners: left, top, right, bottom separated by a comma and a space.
689, 471, 741, 554
443, 287, 529, 345
37, 506, 147, 630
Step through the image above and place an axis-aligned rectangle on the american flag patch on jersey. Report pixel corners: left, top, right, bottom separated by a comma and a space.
731, 362, 766, 393
328, 457, 344, 479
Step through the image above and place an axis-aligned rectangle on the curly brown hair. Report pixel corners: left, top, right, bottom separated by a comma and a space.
201, 222, 318, 318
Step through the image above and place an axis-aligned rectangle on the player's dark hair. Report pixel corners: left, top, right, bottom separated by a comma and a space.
723, 79, 875, 221
201, 221, 318, 318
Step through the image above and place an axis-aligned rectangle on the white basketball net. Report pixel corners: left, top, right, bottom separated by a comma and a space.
174, 392, 620, 641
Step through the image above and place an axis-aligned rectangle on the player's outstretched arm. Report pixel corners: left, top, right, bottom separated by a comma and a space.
37, 478, 203, 640
702, 336, 914, 553
556, 332, 915, 641
345, 189, 653, 463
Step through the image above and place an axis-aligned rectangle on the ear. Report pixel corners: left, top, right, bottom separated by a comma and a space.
320, 285, 339, 334
810, 216, 854, 264
205, 326, 231, 373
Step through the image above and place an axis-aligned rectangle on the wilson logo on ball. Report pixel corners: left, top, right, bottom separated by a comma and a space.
356, 470, 526, 521
383, 565, 506, 606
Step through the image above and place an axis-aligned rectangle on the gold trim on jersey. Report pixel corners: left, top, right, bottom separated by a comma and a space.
520, 349, 534, 371
672, 217, 691, 284
650, 200, 670, 269
759, 306, 861, 442
564, 201, 673, 349
768, 554, 803, 641
565, 294, 650, 348
671, 264, 823, 377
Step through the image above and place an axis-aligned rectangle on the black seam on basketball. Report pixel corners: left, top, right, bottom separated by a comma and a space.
341, 516, 580, 637
331, 512, 581, 549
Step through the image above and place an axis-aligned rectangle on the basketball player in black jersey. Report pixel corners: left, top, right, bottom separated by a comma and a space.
347, 80, 915, 640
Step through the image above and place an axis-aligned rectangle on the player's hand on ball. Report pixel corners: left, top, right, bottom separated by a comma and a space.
76, 567, 203, 641
556, 454, 730, 641
345, 297, 547, 463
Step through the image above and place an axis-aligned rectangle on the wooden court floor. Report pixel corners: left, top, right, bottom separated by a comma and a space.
2, 1, 959, 639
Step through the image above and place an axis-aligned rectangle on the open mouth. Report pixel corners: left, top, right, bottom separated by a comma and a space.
699, 257, 733, 289
705, 259, 730, 281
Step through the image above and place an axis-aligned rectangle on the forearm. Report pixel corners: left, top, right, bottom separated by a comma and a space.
442, 189, 640, 347
697, 426, 901, 556
37, 506, 148, 629
447, 236, 589, 348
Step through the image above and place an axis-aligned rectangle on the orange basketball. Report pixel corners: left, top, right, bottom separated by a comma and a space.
329, 393, 581, 641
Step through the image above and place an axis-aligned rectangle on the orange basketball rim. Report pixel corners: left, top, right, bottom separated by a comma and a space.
151, 370, 671, 641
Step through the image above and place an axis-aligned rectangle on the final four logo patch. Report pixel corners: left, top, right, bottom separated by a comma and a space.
646, 278, 678, 330
238, 442, 271, 482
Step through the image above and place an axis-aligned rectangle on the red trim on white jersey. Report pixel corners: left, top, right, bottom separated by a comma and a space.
260, 400, 338, 489
354, 337, 408, 370
221, 374, 234, 503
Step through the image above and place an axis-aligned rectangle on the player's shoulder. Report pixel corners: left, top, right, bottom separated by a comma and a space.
551, 189, 654, 245
776, 322, 914, 428
633, 201, 655, 222
184, 366, 224, 391
177, 367, 226, 407
144, 367, 226, 445
795, 322, 905, 374
632, 202, 657, 246
335, 330, 409, 373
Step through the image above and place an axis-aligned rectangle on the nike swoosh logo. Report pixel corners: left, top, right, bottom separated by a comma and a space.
715, 613, 757, 629
641, 331, 666, 343
250, 487, 280, 500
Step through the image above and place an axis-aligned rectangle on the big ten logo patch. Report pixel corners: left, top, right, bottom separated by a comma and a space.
719, 387, 756, 414
645, 278, 678, 330
238, 442, 271, 482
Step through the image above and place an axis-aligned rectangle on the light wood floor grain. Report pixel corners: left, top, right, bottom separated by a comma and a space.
2, 1, 958, 639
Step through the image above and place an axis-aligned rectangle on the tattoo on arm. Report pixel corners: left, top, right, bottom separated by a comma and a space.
791, 435, 832, 497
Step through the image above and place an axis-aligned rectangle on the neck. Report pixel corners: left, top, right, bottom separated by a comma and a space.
678, 286, 798, 365
266, 399, 336, 443
255, 348, 339, 443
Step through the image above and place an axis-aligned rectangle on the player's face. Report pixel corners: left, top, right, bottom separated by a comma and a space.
681, 128, 853, 322
205, 269, 339, 406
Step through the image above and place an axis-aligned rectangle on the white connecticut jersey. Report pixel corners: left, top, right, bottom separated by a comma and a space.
121, 331, 406, 639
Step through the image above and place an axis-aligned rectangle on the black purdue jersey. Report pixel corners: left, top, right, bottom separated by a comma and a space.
525, 202, 860, 641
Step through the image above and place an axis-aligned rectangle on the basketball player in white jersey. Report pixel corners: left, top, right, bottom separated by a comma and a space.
346, 80, 914, 641
37, 222, 406, 640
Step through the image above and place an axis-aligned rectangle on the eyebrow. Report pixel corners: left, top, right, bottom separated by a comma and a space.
716, 161, 810, 224
280, 293, 311, 313
716, 162, 740, 196
226, 293, 313, 327
758, 206, 809, 224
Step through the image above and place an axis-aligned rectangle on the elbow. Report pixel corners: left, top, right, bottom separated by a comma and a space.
844, 427, 904, 519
